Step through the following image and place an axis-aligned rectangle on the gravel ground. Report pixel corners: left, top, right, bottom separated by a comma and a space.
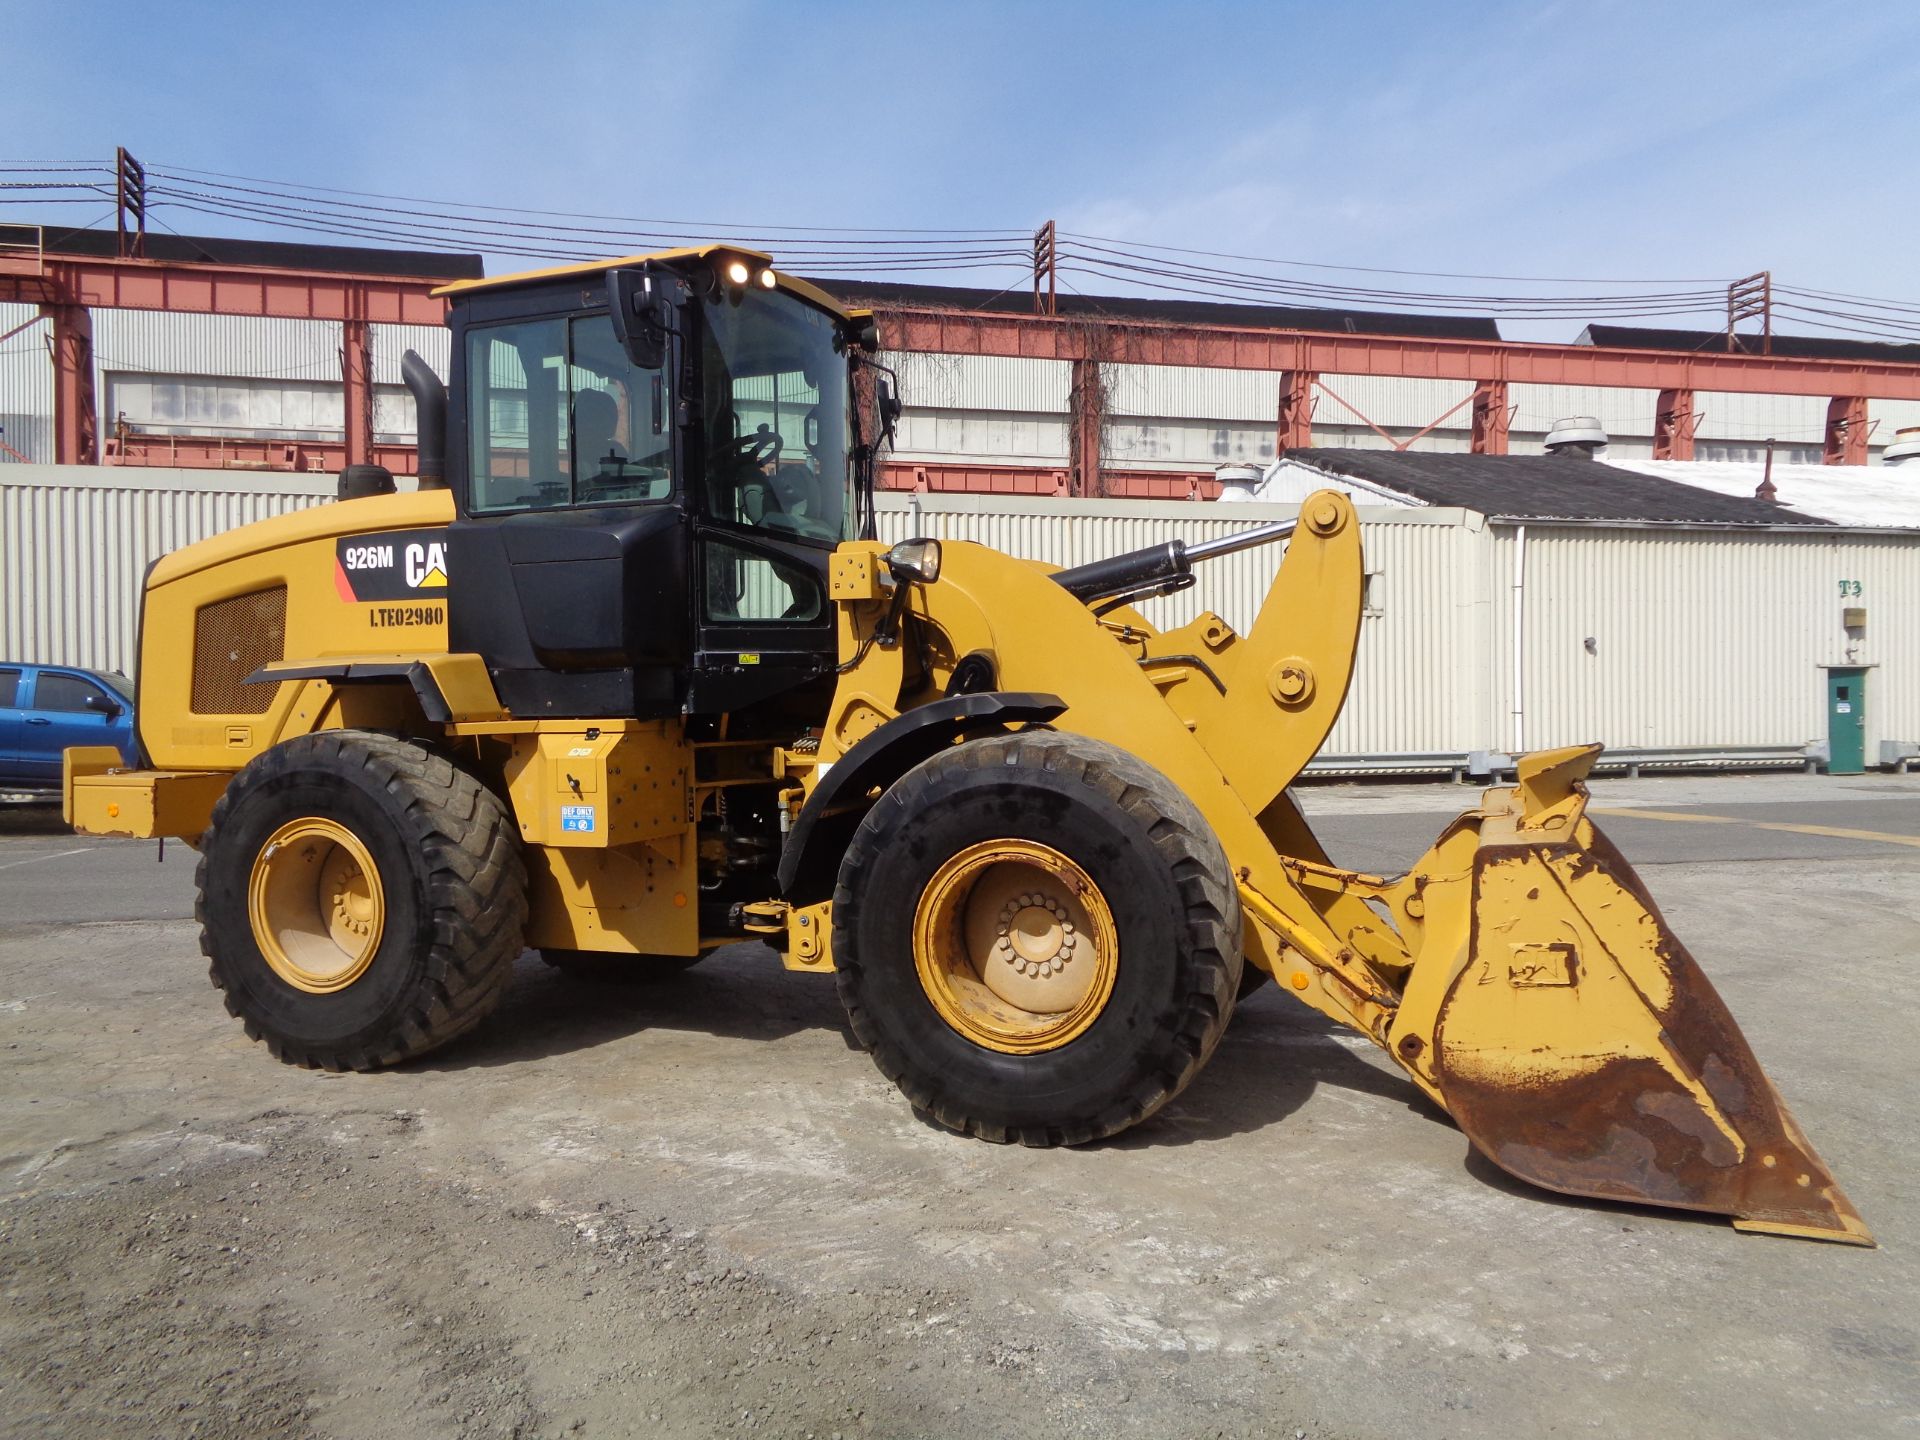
3, 784, 1917, 1439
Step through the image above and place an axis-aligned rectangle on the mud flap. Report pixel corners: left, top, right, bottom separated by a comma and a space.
1430, 823, 1872, 1245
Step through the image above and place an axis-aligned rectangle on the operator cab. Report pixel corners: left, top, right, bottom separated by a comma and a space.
438, 248, 874, 721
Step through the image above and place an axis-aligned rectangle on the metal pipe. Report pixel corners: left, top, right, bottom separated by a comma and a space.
1052, 519, 1298, 606
400, 349, 448, 490
1182, 518, 1299, 562
1511, 524, 1527, 754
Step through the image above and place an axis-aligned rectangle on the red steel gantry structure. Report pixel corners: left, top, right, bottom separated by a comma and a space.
5, 238, 1919, 487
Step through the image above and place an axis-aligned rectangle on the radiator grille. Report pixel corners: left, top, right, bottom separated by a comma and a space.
191, 586, 288, 715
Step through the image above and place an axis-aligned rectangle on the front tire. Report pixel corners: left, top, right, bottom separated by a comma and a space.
833, 730, 1242, 1146
196, 731, 527, 1070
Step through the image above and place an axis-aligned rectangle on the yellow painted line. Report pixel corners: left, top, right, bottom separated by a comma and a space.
1594, 806, 1920, 850
1594, 807, 1735, 825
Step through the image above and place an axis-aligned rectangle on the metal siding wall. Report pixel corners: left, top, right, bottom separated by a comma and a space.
874, 494, 1485, 755
892, 410, 1068, 463
1693, 390, 1829, 445
0, 302, 53, 464
371, 324, 452, 387
92, 311, 343, 382
6, 468, 1911, 756
1509, 384, 1660, 441
1869, 397, 1920, 436
1, 465, 333, 675
883, 352, 1069, 413
1492, 525, 1920, 753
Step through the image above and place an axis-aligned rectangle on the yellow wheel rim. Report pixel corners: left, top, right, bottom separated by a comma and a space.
912, 839, 1119, 1055
246, 818, 386, 994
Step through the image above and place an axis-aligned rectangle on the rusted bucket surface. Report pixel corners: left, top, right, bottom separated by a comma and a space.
1430, 825, 1871, 1245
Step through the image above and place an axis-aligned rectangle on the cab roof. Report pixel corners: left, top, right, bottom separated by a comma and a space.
432, 244, 854, 321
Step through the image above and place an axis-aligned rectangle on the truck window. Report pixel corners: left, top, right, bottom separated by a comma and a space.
0, 669, 19, 707
35, 673, 109, 712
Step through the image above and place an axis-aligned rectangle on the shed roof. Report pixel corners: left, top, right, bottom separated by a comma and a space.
1578, 323, 1920, 365
1279, 448, 1828, 525
1606, 458, 1920, 528
813, 277, 1504, 343
9, 223, 483, 282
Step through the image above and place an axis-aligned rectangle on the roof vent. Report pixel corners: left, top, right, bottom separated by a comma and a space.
1213, 463, 1263, 502
1545, 416, 1608, 459
1884, 426, 1920, 467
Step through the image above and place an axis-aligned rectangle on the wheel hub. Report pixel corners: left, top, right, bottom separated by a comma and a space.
247, 818, 386, 994
913, 840, 1119, 1054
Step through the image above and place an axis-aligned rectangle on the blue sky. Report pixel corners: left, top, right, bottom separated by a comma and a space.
8, 0, 1920, 338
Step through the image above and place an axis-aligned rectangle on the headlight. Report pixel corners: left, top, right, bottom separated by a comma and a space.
885, 537, 942, 585
724, 259, 753, 287
758, 268, 778, 289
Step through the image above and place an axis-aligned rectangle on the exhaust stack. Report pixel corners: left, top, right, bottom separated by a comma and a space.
402, 349, 449, 490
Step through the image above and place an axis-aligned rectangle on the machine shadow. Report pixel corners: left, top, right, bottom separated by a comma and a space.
1104, 987, 1452, 1149
1458, 1144, 1733, 1236
0, 803, 75, 837
417, 943, 854, 1072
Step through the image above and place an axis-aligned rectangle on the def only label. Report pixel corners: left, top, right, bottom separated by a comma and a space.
334, 530, 450, 627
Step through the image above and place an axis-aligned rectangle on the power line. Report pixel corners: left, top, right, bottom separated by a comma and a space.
12, 157, 1920, 343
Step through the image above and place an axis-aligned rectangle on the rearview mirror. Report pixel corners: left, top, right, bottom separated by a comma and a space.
84, 692, 122, 719
607, 266, 681, 372
876, 378, 902, 450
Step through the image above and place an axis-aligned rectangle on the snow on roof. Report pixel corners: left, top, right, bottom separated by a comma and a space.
1606, 458, 1920, 529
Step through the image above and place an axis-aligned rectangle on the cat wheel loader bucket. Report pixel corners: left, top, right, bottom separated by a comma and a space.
1381, 745, 1872, 1245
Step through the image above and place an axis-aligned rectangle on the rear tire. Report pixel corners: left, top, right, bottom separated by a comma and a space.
196, 730, 527, 1070
540, 948, 705, 983
833, 730, 1242, 1146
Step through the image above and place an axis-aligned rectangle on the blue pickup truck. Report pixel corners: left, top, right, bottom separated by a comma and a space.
0, 663, 138, 799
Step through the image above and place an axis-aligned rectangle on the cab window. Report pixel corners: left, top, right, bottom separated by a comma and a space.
700, 290, 851, 544
466, 313, 671, 513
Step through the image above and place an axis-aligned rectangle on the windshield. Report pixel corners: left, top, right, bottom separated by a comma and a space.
699, 289, 851, 543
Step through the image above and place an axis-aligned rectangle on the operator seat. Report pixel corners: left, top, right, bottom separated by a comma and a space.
573, 388, 626, 497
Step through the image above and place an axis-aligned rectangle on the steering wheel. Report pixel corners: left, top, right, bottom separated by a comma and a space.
721, 428, 783, 472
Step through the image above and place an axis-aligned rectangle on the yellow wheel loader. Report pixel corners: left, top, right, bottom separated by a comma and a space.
64, 246, 1870, 1245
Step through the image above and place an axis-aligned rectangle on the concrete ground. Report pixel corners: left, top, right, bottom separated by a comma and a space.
1, 772, 1916, 1439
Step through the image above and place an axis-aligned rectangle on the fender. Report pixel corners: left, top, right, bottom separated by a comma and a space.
243, 652, 506, 727
777, 690, 1066, 905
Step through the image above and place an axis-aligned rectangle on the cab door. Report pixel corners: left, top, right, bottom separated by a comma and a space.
444, 296, 691, 719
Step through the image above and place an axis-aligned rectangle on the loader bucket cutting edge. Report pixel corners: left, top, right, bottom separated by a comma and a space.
1423, 821, 1872, 1246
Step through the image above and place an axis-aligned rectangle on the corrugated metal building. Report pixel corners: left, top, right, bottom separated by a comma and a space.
7, 462, 1913, 772
880, 350, 1920, 476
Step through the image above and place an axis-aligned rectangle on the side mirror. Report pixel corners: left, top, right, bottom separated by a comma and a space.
84, 692, 123, 719
876, 378, 902, 450
885, 537, 942, 586
607, 266, 681, 371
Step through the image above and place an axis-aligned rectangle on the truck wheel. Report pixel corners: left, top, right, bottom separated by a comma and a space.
833, 730, 1242, 1146
196, 730, 527, 1070
539, 948, 705, 982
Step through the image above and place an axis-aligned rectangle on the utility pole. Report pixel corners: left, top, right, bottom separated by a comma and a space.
1032, 221, 1057, 316
1726, 271, 1771, 355
114, 147, 148, 260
